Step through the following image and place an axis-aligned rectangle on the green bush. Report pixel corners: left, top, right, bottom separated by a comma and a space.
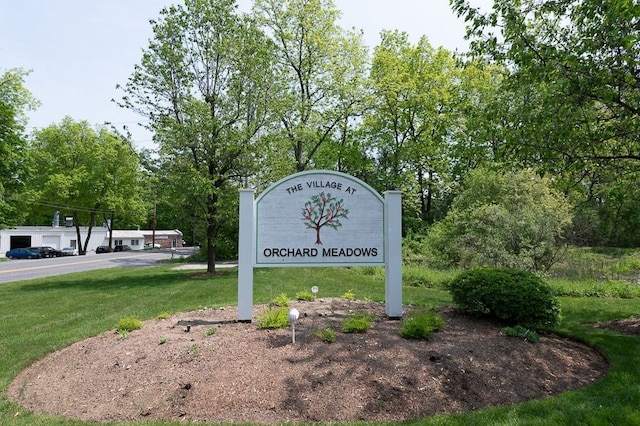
342, 311, 374, 333
257, 306, 290, 329
313, 327, 337, 343
400, 309, 445, 339
271, 293, 290, 307
502, 325, 540, 343
295, 290, 315, 301
448, 268, 561, 328
116, 316, 143, 333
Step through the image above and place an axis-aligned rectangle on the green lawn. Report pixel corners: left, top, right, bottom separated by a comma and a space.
1, 264, 639, 425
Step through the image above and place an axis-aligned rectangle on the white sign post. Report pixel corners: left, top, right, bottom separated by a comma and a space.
238, 170, 402, 321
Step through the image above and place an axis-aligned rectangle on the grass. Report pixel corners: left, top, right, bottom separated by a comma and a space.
1, 259, 640, 425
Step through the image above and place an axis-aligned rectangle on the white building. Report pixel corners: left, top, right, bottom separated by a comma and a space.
1, 226, 183, 255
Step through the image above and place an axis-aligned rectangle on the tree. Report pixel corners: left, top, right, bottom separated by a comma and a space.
118, 0, 277, 272
427, 168, 572, 272
364, 31, 469, 229
450, 0, 640, 246
26, 117, 145, 254
301, 191, 348, 244
253, 0, 369, 174
0, 68, 39, 228
451, 0, 640, 165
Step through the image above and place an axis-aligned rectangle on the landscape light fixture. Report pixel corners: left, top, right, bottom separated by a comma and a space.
311, 286, 318, 298
288, 308, 300, 344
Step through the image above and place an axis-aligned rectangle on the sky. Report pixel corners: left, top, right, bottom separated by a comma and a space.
1, 0, 490, 151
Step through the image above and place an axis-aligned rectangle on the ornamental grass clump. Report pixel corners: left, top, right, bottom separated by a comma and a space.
448, 267, 561, 328
400, 309, 444, 340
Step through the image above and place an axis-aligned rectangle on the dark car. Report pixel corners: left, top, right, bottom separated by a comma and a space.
5, 248, 42, 259
27, 246, 62, 258
96, 246, 113, 254
114, 245, 132, 252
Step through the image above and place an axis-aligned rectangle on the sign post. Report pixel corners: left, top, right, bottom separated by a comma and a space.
238, 170, 402, 321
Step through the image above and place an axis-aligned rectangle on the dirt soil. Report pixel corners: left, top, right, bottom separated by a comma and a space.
9, 298, 612, 424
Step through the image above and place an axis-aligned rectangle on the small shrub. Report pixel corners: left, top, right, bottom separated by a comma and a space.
271, 293, 290, 307
313, 327, 337, 343
400, 309, 444, 340
448, 268, 560, 328
257, 306, 290, 329
159, 336, 167, 345
205, 327, 217, 336
341, 289, 356, 300
188, 343, 199, 356
502, 325, 539, 343
295, 290, 315, 301
342, 311, 374, 333
116, 316, 143, 333
157, 312, 171, 320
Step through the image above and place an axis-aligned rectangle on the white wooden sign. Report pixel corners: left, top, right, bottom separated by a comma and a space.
238, 170, 402, 321
255, 170, 384, 266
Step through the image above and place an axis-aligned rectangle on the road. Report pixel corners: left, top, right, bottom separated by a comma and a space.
0, 249, 181, 284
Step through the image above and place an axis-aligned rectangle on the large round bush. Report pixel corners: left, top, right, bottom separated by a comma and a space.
448, 268, 560, 328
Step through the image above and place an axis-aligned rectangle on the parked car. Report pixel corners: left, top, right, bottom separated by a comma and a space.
114, 244, 132, 252
144, 242, 161, 249
96, 246, 113, 254
61, 247, 79, 256
5, 248, 42, 259
27, 246, 62, 258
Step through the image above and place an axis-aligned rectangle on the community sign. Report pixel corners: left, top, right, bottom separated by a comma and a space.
237, 170, 403, 321
254, 170, 385, 266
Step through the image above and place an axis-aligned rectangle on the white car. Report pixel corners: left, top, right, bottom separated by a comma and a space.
61, 247, 79, 256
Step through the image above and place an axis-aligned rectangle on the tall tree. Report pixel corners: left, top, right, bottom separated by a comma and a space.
118, 0, 277, 272
365, 31, 463, 228
26, 117, 145, 254
0, 68, 39, 228
451, 0, 640, 246
253, 0, 369, 174
451, 0, 640, 168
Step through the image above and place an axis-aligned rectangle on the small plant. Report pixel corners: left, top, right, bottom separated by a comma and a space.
271, 293, 290, 307
159, 336, 167, 345
205, 326, 217, 336
341, 289, 356, 300
502, 325, 540, 343
295, 290, 315, 301
188, 343, 199, 356
116, 316, 143, 333
313, 327, 337, 343
257, 306, 290, 329
157, 312, 171, 320
342, 311, 374, 333
400, 309, 444, 340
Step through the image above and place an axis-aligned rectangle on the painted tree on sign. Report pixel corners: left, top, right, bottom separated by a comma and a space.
302, 192, 349, 245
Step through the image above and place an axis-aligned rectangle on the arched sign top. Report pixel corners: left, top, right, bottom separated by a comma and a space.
255, 170, 385, 267
255, 170, 384, 204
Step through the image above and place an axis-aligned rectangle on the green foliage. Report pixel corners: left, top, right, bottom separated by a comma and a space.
115, 316, 143, 333
188, 343, 199, 357
428, 168, 572, 272
448, 268, 561, 328
341, 311, 375, 333
501, 325, 539, 343
205, 327, 217, 336
294, 290, 315, 301
257, 306, 290, 329
271, 293, 290, 307
157, 312, 171, 320
159, 336, 167, 345
313, 327, 337, 343
341, 289, 356, 300
400, 309, 444, 340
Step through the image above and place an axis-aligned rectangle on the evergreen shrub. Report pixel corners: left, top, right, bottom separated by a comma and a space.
448, 268, 560, 328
